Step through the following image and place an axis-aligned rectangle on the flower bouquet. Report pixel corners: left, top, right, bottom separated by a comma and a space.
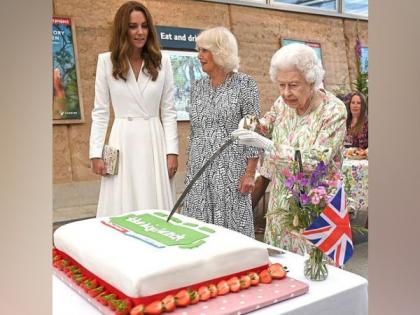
278, 158, 344, 281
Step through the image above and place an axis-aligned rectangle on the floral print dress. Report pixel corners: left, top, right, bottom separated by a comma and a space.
345, 119, 368, 149
182, 72, 260, 238
259, 90, 347, 254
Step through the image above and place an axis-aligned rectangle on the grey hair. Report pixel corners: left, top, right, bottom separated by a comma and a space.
196, 27, 240, 72
269, 43, 325, 90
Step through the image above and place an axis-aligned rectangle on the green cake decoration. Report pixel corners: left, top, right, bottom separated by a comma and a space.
199, 227, 216, 234
107, 212, 214, 249
182, 222, 199, 227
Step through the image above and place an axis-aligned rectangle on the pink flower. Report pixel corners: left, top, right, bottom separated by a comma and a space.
309, 186, 327, 205
327, 173, 341, 187
281, 167, 292, 178
311, 194, 320, 205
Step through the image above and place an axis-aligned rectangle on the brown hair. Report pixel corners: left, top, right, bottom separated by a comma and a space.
346, 92, 367, 134
109, 1, 161, 81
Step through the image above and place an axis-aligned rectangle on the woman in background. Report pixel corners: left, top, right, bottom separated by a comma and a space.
89, 1, 178, 217
344, 91, 368, 151
182, 27, 260, 238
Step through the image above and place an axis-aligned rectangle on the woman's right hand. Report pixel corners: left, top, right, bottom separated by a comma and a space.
91, 158, 107, 176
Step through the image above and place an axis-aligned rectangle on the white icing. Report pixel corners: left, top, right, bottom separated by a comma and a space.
54, 210, 269, 298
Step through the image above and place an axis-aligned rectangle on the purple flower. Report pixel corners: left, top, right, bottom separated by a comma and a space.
298, 177, 309, 187
310, 171, 320, 186
315, 161, 327, 175
310, 161, 327, 186
299, 193, 311, 205
284, 176, 296, 189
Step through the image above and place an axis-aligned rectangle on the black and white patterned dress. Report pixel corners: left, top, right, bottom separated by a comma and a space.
181, 72, 260, 238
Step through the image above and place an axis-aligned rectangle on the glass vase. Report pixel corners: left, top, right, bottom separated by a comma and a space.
304, 247, 328, 281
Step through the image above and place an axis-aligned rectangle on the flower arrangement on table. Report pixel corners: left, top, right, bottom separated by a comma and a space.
236, 115, 356, 281
277, 158, 354, 281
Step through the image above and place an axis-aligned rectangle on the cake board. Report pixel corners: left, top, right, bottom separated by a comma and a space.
54, 268, 308, 315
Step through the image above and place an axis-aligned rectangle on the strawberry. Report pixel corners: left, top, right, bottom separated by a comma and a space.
189, 290, 199, 305
71, 266, 82, 275
53, 259, 63, 269
175, 289, 190, 307
96, 292, 116, 306
106, 294, 118, 308
52, 248, 59, 256
53, 260, 61, 269
63, 266, 71, 275
216, 280, 230, 295
144, 300, 163, 315
96, 292, 109, 305
259, 269, 272, 284
82, 278, 97, 291
248, 272, 260, 286
208, 284, 218, 298
268, 263, 287, 279
240, 275, 251, 289
123, 299, 133, 310
130, 304, 145, 315
198, 286, 211, 301
112, 298, 132, 315
72, 274, 85, 285
162, 295, 176, 312
227, 276, 240, 292
90, 279, 98, 288
61, 259, 70, 267
109, 299, 121, 311
88, 286, 104, 297
53, 254, 62, 262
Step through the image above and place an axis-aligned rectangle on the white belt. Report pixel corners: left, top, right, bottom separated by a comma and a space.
115, 115, 155, 121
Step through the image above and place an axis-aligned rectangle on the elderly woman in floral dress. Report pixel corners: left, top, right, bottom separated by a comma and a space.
254, 43, 347, 254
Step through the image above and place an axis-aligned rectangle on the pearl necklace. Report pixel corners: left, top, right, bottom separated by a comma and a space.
298, 91, 316, 116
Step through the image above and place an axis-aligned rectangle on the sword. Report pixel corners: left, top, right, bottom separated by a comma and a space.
166, 137, 236, 222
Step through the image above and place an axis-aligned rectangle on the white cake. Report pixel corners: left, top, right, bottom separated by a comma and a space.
53, 210, 270, 301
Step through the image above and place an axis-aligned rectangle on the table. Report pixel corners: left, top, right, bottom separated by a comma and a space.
342, 159, 368, 217
53, 248, 368, 315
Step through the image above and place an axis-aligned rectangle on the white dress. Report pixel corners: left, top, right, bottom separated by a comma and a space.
89, 52, 179, 217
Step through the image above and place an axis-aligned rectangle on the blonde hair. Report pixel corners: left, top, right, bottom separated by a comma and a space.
269, 43, 325, 91
196, 27, 240, 72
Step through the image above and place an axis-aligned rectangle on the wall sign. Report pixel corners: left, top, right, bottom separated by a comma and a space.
156, 26, 201, 50
52, 17, 84, 124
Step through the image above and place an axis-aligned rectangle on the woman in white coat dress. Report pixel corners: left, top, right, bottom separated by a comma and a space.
89, 1, 179, 217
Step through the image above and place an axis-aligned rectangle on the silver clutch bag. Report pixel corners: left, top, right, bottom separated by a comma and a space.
102, 145, 119, 175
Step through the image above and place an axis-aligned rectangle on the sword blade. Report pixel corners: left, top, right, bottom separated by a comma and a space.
166, 137, 235, 222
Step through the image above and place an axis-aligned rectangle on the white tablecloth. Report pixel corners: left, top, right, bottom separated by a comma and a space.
53, 247, 367, 315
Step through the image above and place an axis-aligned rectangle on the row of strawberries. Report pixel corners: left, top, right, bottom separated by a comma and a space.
52, 248, 287, 315
53, 249, 134, 314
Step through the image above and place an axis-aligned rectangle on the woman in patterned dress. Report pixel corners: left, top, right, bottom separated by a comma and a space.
181, 27, 261, 238
344, 91, 368, 151
256, 43, 347, 254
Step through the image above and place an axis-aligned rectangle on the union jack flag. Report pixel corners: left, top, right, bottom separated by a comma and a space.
302, 185, 353, 266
